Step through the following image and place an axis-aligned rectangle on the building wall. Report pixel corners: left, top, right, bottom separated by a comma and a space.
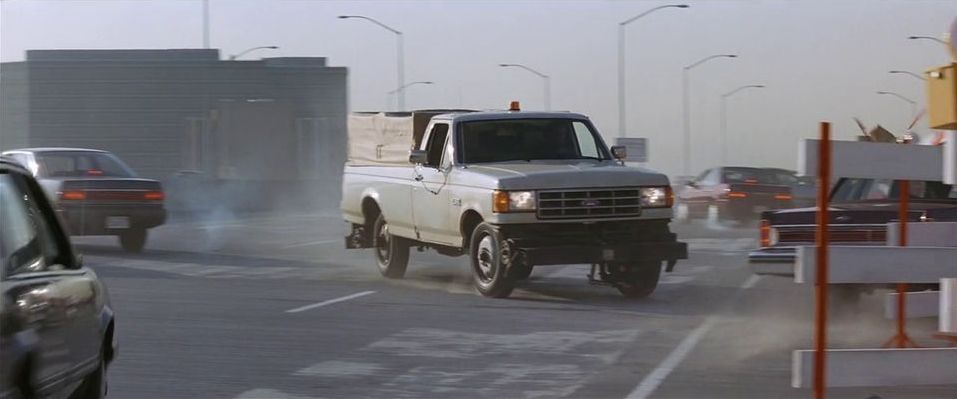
0, 62, 31, 150
0, 49, 348, 186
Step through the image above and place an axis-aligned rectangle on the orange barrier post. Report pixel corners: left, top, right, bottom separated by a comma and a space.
813, 122, 831, 399
883, 180, 919, 348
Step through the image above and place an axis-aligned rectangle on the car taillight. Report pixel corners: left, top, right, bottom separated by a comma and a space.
143, 191, 165, 201
727, 192, 748, 198
774, 194, 793, 200
760, 219, 771, 247
60, 191, 87, 200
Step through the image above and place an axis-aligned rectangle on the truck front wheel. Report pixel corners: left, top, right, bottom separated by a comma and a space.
373, 214, 409, 278
612, 261, 662, 299
470, 223, 515, 298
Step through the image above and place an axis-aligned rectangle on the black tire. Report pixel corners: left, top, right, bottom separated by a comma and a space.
510, 263, 534, 280
118, 229, 147, 253
614, 261, 662, 299
469, 223, 515, 298
372, 213, 409, 279
73, 356, 106, 399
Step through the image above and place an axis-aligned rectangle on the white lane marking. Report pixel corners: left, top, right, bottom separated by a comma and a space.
626, 317, 719, 399
281, 239, 341, 249
626, 273, 762, 399
285, 291, 375, 313
740, 274, 762, 290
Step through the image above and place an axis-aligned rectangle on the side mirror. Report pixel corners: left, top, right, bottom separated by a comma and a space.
610, 145, 627, 161
409, 150, 428, 165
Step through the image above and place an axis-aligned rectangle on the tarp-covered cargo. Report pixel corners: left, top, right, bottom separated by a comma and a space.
347, 110, 474, 165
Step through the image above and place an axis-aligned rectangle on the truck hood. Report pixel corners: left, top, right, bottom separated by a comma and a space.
461, 160, 670, 190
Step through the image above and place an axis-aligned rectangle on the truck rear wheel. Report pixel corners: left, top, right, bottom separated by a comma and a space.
470, 223, 515, 298
373, 214, 409, 279
613, 261, 662, 299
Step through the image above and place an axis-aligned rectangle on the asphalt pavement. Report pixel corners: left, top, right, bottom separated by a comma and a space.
72, 212, 957, 399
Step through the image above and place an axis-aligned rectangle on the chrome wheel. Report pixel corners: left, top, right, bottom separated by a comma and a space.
476, 234, 495, 283
375, 221, 391, 265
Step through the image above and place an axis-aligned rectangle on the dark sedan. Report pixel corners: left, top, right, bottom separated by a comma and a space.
677, 166, 797, 222
1, 156, 116, 399
749, 177, 957, 275
2, 148, 166, 252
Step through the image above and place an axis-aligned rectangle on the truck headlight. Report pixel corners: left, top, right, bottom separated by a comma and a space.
492, 190, 536, 213
639, 186, 672, 208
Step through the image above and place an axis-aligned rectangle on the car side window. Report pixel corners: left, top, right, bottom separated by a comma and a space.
694, 169, 710, 185
424, 123, 449, 169
0, 173, 67, 276
702, 169, 721, 185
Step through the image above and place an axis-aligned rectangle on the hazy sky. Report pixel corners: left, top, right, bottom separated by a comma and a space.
1, 0, 954, 176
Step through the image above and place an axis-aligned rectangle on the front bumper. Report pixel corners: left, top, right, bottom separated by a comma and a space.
748, 246, 796, 276
519, 241, 688, 266
58, 203, 167, 235
499, 220, 688, 266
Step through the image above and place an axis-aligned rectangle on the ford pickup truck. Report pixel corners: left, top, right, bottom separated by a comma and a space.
341, 105, 687, 298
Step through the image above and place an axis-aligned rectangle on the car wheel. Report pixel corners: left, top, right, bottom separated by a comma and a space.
74, 356, 106, 399
614, 261, 662, 299
118, 229, 147, 253
470, 222, 515, 298
373, 213, 409, 279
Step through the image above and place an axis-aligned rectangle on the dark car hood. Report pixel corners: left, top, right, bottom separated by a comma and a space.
764, 200, 957, 225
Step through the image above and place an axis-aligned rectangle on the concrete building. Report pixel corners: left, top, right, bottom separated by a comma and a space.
0, 49, 348, 209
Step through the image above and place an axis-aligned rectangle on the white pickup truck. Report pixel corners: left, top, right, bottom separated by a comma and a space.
341, 106, 687, 298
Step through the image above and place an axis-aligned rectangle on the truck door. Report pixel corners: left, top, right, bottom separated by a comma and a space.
411, 122, 456, 245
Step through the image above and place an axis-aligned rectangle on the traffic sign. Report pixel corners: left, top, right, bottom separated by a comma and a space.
615, 137, 648, 163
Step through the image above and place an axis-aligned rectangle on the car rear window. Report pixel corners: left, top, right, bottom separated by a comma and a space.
723, 168, 796, 185
831, 178, 957, 202
35, 151, 135, 178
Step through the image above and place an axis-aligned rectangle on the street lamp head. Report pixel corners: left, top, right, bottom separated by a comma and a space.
754, 84, 765, 88
266, 46, 279, 49
725, 54, 738, 58
337, 15, 352, 19
498, 63, 510, 67
676, 4, 690, 8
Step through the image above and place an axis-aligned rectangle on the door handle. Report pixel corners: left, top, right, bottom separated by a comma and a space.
414, 175, 424, 182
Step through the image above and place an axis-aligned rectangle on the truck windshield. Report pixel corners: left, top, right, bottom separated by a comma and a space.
35, 151, 136, 178
831, 178, 957, 202
459, 119, 608, 163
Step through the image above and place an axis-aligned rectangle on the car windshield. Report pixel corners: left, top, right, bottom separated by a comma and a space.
831, 178, 957, 202
35, 151, 135, 178
460, 119, 608, 163
722, 167, 797, 185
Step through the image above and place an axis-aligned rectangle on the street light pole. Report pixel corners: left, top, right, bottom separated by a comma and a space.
682, 54, 737, 175
499, 63, 550, 110
888, 70, 927, 81
229, 46, 279, 61
617, 4, 689, 138
388, 81, 433, 110
877, 90, 918, 120
202, 0, 210, 49
908, 35, 948, 45
338, 15, 405, 111
720, 84, 765, 165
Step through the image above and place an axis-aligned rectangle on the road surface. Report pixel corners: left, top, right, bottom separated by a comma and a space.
72, 212, 955, 398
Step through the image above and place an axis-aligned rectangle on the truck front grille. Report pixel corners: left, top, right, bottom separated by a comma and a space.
537, 188, 642, 219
